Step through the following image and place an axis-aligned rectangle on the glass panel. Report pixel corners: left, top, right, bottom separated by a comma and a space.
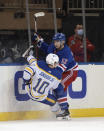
0, 0, 57, 64
62, 0, 104, 62
0, 0, 104, 63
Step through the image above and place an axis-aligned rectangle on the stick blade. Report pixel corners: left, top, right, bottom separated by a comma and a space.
34, 12, 45, 18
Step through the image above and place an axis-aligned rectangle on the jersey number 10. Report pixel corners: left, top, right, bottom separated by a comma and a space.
33, 78, 49, 94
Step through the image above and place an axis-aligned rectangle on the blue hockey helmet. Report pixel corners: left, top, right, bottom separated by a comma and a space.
52, 33, 66, 42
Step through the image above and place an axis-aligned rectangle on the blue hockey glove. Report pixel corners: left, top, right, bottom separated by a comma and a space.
32, 33, 39, 42
32, 33, 44, 48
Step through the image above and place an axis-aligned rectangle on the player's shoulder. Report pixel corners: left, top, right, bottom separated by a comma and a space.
48, 43, 55, 49
52, 68, 62, 80
62, 45, 75, 61
47, 43, 55, 53
37, 60, 62, 80
37, 60, 47, 69
64, 45, 72, 54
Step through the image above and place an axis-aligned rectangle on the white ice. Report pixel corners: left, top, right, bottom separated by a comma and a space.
0, 117, 104, 131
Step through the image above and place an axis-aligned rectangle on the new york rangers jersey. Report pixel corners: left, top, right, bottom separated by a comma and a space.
23, 56, 64, 101
40, 42, 77, 71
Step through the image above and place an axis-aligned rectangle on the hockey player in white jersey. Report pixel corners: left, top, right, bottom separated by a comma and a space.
23, 53, 70, 120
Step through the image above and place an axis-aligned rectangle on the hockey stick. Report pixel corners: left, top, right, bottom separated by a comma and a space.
22, 12, 45, 58
34, 12, 45, 33
22, 45, 33, 58
33, 12, 45, 59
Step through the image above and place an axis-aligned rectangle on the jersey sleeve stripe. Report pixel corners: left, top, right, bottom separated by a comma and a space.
24, 70, 31, 76
29, 66, 35, 73
59, 64, 66, 70
29, 58, 37, 64
30, 61, 36, 65
58, 64, 66, 72
61, 64, 67, 69
58, 65, 65, 72
27, 55, 37, 64
25, 67, 34, 75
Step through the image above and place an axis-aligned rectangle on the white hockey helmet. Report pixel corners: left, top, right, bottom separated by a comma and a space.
46, 53, 59, 66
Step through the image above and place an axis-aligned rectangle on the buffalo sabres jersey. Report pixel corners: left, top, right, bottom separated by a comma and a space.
23, 56, 65, 101
40, 42, 78, 71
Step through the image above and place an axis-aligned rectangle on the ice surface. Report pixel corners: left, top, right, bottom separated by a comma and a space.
0, 117, 104, 131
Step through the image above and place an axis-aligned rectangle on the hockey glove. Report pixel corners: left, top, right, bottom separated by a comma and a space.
32, 33, 44, 48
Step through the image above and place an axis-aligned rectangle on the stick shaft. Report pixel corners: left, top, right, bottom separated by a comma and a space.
34, 17, 38, 59
34, 18, 37, 33
22, 45, 33, 57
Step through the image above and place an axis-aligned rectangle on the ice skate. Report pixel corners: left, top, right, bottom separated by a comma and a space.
56, 109, 71, 120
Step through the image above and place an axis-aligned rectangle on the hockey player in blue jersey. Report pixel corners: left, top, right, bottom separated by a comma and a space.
32, 33, 78, 91
23, 53, 70, 120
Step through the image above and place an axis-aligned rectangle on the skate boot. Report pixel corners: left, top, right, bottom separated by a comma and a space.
56, 109, 71, 120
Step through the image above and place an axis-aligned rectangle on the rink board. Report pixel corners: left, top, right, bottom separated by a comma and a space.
0, 108, 104, 121
0, 63, 104, 121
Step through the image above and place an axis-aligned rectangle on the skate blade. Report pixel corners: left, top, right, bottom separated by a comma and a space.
56, 116, 71, 121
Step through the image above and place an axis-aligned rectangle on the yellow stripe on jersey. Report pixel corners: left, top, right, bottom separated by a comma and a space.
29, 58, 37, 64
25, 67, 34, 75
46, 97, 56, 104
31, 88, 46, 99
35, 63, 61, 81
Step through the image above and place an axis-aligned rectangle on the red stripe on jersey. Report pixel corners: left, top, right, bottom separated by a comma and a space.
73, 65, 78, 70
59, 64, 66, 71
58, 98, 67, 103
